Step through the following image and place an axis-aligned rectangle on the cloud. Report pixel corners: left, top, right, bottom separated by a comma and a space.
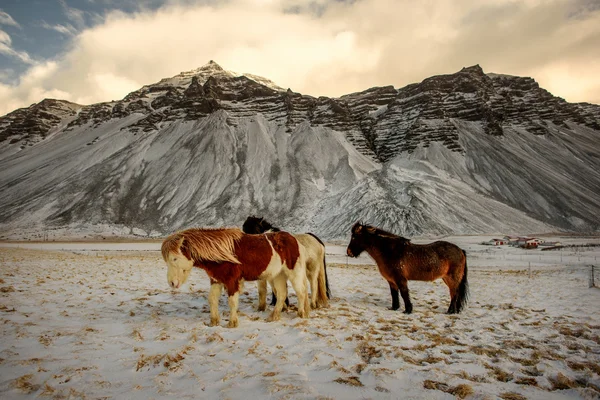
0, 0, 599, 116
40, 21, 78, 36
0, 10, 21, 28
0, 29, 35, 65
60, 0, 87, 28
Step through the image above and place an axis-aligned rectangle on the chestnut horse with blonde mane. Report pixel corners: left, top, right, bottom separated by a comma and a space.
347, 222, 469, 314
162, 227, 310, 327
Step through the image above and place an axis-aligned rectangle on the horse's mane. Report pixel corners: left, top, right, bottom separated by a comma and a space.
353, 222, 411, 244
162, 227, 244, 264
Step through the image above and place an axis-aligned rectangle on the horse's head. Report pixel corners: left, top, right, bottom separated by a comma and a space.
347, 222, 375, 257
162, 228, 243, 289
242, 216, 280, 234
161, 234, 194, 289
242, 216, 265, 234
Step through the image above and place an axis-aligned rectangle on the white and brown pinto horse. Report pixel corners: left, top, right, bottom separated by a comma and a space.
161, 227, 310, 327
242, 216, 330, 309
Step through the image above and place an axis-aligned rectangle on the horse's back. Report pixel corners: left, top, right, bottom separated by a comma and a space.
294, 233, 324, 262
427, 241, 466, 269
265, 231, 302, 270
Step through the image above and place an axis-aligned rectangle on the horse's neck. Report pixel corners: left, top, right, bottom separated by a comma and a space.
365, 235, 400, 266
364, 236, 389, 265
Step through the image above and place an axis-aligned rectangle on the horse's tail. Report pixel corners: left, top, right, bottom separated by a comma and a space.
456, 250, 469, 313
307, 232, 330, 306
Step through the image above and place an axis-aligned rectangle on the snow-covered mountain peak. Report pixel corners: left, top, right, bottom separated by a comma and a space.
0, 64, 599, 238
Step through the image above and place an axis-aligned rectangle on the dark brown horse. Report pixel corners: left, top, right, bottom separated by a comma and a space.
346, 222, 469, 314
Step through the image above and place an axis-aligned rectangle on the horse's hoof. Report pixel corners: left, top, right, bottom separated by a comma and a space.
266, 314, 280, 322
298, 311, 308, 319
389, 307, 400, 311
257, 305, 266, 312
209, 318, 220, 327
227, 320, 239, 328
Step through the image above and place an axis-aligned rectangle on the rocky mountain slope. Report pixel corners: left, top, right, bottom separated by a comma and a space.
0, 62, 598, 239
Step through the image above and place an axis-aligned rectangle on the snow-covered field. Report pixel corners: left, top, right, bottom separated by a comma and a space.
1, 237, 599, 399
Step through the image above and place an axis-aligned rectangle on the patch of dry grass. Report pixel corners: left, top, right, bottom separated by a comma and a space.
206, 332, 224, 343
499, 392, 527, 400
470, 345, 507, 358
356, 341, 381, 364
485, 363, 514, 382
456, 370, 488, 383
567, 360, 600, 375
423, 380, 473, 399
549, 373, 578, 390
514, 377, 538, 386
334, 376, 363, 387
13, 374, 40, 394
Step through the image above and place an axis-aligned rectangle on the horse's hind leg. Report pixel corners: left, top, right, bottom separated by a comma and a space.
289, 273, 309, 319
266, 275, 287, 322
257, 280, 267, 312
208, 282, 223, 326
270, 285, 290, 308
443, 277, 458, 314
388, 281, 400, 311
397, 278, 413, 314
307, 262, 319, 309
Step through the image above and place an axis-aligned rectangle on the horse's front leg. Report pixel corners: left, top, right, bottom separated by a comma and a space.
227, 290, 240, 328
388, 281, 400, 311
208, 282, 223, 326
266, 275, 287, 322
397, 278, 413, 314
257, 280, 267, 311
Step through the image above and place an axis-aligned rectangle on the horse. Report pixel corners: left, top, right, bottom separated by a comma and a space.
242, 216, 330, 309
346, 222, 469, 314
161, 227, 310, 327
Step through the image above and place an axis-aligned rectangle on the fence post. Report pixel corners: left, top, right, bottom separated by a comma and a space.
590, 265, 596, 288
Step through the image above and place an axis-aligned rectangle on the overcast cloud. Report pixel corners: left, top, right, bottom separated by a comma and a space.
0, 0, 599, 116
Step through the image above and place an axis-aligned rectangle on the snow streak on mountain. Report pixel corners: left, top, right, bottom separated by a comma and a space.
0, 61, 599, 239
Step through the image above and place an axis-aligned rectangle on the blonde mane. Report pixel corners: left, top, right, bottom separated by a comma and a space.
161, 227, 244, 264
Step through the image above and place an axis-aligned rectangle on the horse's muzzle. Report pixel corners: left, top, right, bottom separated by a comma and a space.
346, 248, 354, 257
170, 280, 180, 289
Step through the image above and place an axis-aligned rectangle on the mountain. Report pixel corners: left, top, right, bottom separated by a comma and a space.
0, 62, 599, 239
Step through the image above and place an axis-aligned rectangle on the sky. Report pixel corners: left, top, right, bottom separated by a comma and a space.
0, 0, 599, 116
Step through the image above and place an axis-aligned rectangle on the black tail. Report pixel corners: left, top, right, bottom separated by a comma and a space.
307, 232, 331, 299
456, 250, 469, 313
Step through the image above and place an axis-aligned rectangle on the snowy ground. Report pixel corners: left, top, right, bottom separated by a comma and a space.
1, 237, 599, 399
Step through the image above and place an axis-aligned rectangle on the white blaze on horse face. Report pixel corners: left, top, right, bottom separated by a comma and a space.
166, 251, 194, 289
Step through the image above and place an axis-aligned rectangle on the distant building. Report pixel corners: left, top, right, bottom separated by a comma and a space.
484, 238, 508, 246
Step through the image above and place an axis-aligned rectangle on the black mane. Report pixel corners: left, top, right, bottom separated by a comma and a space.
354, 222, 410, 244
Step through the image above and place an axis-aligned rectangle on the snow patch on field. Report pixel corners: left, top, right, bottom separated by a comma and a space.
1, 239, 599, 399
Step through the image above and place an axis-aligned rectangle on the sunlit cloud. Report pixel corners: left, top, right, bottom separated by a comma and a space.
0, 0, 599, 116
